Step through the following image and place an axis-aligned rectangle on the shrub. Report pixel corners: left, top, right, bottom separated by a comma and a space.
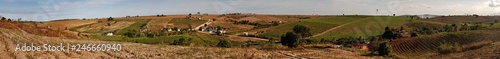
172, 38, 192, 46
367, 36, 381, 53
436, 43, 454, 54
281, 32, 301, 48
108, 17, 113, 21
217, 40, 232, 48
378, 42, 393, 56
335, 37, 359, 45
436, 42, 461, 54
124, 30, 139, 38
410, 32, 419, 37
381, 27, 396, 39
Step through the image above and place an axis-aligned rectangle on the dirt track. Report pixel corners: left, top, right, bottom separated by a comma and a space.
311, 18, 369, 37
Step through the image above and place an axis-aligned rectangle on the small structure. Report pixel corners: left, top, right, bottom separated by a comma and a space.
167, 29, 173, 32
106, 33, 114, 36
220, 30, 226, 34
242, 32, 249, 36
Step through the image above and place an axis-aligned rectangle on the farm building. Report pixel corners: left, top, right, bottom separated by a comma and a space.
105, 32, 114, 36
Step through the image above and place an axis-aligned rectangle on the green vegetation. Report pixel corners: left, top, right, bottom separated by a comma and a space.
69, 22, 97, 31
436, 42, 458, 54
172, 38, 193, 46
89, 32, 275, 48
378, 42, 393, 56
216, 39, 233, 48
262, 16, 371, 39
169, 18, 207, 28
280, 25, 312, 48
334, 37, 360, 45
313, 16, 411, 40
116, 20, 150, 35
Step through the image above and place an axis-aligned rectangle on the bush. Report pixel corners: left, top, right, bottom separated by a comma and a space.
436, 43, 453, 54
217, 40, 232, 48
378, 42, 393, 56
410, 32, 419, 37
124, 30, 140, 38
436, 42, 460, 54
381, 27, 397, 39
172, 38, 192, 46
335, 37, 359, 45
280, 32, 301, 48
108, 17, 113, 21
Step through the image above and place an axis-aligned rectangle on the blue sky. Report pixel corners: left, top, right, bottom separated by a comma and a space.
1, 0, 499, 21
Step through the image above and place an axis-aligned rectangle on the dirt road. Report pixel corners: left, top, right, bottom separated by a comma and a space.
311, 18, 370, 37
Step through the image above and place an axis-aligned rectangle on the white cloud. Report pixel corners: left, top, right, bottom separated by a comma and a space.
489, 0, 500, 7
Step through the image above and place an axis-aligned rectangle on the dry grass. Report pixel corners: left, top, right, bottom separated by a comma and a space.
0, 18, 377, 58
0, 27, 374, 58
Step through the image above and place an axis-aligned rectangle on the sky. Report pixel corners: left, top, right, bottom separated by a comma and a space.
0, 0, 500, 21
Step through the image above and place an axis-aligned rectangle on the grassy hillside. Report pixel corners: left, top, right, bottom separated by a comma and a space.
116, 20, 150, 35
312, 16, 411, 40
169, 18, 207, 28
259, 16, 370, 39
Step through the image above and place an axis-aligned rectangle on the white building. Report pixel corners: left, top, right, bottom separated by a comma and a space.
106, 33, 114, 36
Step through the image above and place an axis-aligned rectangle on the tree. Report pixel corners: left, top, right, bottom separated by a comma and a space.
7, 18, 11, 21
280, 25, 311, 48
292, 25, 312, 38
495, 20, 498, 23
377, 42, 393, 56
280, 32, 300, 48
381, 27, 396, 39
1, 17, 5, 20
472, 14, 479, 18
107, 17, 113, 21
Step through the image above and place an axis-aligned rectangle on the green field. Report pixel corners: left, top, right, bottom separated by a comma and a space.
259, 16, 367, 39
312, 16, 411, 40
89, 33, 228, 46
169, 18, 207, 28
116, 20, 150, 35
